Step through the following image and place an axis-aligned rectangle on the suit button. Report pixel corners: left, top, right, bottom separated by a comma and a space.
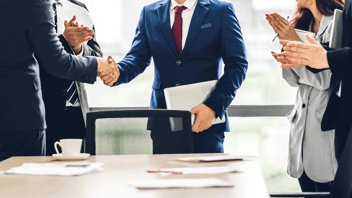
302, 104, 306, 108
63, 89, 67, 94
176, 60, 181, 65
175, 83, 181, 86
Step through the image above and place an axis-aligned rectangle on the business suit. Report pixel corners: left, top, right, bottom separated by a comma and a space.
320, 0, 352, 163
284, 15, 337, 186
114, 0, 248, 153
0, 0, 97, 161
40, 0, 103, 156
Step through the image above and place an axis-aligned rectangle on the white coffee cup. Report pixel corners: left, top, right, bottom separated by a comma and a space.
54, 139, 82, 156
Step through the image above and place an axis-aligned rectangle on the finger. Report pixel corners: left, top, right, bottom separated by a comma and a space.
83, 36, 93, 42
108, 56, 115, 63
190, 106, 199, 116
192, 116, 201, 133
279, 40, 291, 47
271, 14, 286, 32
103, 75, 116, 86
275, 13, 290, 26
67, 15, 76, 27
306, 34, 319, 45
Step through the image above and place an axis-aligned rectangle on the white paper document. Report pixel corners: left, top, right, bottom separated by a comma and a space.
164, 80, 226, 126
177, 155, 257, 162
128, 178, 233, 189
148, 166, 239, 176
5, 162, 104, 176
295, 29, 316, 44
56, 0, 94, 35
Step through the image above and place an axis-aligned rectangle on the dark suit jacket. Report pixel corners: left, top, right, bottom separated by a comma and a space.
320, 0, 352, 134
39, 0, 102, 134
114, 0, 248, 133
0, 0, 97, 134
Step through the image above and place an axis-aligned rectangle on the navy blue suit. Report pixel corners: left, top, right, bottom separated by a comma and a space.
0, 0, 97, 160
114, 0, 248, 153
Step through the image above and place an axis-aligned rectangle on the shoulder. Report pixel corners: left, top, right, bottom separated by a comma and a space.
143, 0, 165, 11
67, 0, 88, 11
208, 0, 234, 10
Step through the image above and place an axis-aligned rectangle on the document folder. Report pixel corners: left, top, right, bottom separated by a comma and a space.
329, 9, 343, 49
164, 80, 226, 126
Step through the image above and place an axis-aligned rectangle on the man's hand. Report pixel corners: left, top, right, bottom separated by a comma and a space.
277, 35, 329, 69
96, 56, 119, 86
63, 16, 95, 54
190, 104, 216, 133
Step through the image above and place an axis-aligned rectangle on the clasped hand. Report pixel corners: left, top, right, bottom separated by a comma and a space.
96, 56, 120, 86
266, 13, 300, 41
63, 15, 95, 54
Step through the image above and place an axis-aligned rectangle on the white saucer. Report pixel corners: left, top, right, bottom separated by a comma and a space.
52, 153, 90, 160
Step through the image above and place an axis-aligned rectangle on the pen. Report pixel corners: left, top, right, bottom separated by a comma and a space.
272, 16, 290, 42
147, 170, 183, 174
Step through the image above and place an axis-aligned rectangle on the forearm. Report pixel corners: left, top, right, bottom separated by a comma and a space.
282, 68, 299, 87
30, 23, 97, 83
327, 47, 352, 75
292, 66, 332, 90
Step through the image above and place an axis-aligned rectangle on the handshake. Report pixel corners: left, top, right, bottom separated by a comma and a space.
96, 56, 119, 86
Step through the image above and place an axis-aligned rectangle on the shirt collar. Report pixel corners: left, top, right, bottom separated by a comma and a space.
316, 15, 333, 37
170, 0, 198, 11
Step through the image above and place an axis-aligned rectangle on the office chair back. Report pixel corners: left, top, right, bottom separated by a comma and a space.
85, 109, 194, 155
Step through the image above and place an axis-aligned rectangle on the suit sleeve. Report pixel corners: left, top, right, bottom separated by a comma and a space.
327, 47, 352, 75
113, 6, 152, 85
203, 4, 248, 119
81, 25, 103, 57
27, 0, 97, 84
292, 66, 332, 91
282, 68, 299, 87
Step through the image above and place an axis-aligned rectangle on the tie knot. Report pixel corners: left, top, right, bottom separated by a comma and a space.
175, 6, 186, 15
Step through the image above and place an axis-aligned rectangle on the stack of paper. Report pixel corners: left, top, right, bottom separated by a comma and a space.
128, 178, 233, 189
177, 155, 257, 162
5, 162, 104, 176
148, 166, 240, 176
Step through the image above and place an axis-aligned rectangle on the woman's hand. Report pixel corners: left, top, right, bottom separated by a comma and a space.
266, 13, 300, 41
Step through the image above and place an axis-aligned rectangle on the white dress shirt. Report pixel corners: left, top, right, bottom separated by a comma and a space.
169, 0, 198, 50
52, 0, 83, 107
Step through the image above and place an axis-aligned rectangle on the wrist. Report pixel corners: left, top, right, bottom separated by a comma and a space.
72, 45, 83, 55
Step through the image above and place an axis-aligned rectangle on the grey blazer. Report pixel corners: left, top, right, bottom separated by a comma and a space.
284, 15, 337, 182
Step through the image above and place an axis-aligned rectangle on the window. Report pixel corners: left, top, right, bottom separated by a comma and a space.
79, 0, 300, 192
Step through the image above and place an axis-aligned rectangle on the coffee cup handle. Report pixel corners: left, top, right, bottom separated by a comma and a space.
54, 142, 61, 154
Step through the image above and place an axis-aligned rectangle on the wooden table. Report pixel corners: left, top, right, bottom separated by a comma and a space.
0, 154, 269, 198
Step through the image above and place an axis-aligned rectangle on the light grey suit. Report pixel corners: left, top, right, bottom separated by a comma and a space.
284, 15, 337, 183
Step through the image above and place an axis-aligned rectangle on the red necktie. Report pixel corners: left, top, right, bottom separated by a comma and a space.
172, 6, 187, 55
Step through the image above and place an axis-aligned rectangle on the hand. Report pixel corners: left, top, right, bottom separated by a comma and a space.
271, 51, 290, 66
63, 16, 95, 54
266, 13, 300, 41
96, 56, 120, 86
278, 35, 329, 69
190, 104, 216, 133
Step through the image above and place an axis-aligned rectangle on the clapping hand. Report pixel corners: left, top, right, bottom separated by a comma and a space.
96, 56, 120, 86
266, 13, 300, 41
190, 104, 216, 133
63, 15, 95, 54
277, 35, 329, 69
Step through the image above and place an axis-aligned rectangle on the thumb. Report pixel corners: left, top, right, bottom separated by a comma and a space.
306, 34, 318, 45
190, 106, 199, 115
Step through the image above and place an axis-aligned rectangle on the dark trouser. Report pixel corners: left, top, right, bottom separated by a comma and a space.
46, 106, 86, 156
298, 171, 333, 192
334, 127, 352, 163
151, 131, 225, 154
0, 130, 46, 162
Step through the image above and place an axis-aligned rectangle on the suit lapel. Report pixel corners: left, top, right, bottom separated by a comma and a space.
179, 0, 210, 59
157, 0, 178, 56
